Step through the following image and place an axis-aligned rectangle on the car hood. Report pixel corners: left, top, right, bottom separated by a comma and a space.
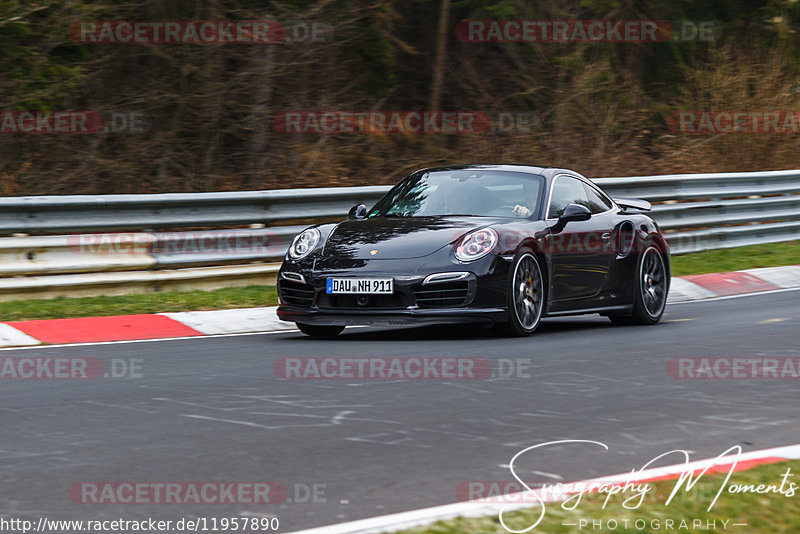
322, 216, 501, 260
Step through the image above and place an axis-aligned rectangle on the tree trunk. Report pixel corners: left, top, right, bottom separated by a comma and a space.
248, 45, 276, 180
428, 0, 451, 112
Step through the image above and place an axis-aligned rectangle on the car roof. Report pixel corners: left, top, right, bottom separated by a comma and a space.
417, 164, 585, 181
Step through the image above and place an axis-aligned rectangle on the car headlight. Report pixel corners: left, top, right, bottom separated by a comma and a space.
455, 228, 498, 262
289, 228, 321, 260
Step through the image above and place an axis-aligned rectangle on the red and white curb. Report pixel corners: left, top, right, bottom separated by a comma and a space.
285, 443, 800, 534
0, 323, 41, 347
0, 306, 291, 348
161, 307, 295, 335
0, 265, 798, 348
667, 265, 800, 302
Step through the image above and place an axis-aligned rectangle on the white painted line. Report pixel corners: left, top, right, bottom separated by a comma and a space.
0, 323, 42, 347
668, 285, 800, 304
286, 443, 800, 534
0, 324, 370, 352
757, 318, 789, 324
0, 329, 298, 352
162, 306, 295, 335
743, 265, 800, 289
667, 277, 718, 302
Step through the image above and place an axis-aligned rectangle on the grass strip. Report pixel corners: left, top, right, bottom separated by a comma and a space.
398, 459, 800, 533
0, 285, 278, 322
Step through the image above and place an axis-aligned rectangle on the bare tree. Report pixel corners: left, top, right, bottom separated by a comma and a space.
428, 0, 450, 112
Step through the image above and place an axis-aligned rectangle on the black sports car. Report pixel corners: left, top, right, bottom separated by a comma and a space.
277, 165, 670, 337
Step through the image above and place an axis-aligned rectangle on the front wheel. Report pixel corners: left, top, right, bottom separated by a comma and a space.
296, 323, 345, 338
495, 252, 545, 337
609, 245, 668, 325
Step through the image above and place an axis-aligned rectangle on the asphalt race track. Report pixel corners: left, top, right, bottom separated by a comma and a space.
2, 290, 799, 531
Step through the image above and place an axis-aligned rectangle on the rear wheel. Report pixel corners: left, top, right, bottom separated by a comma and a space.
609, 245, 667, 325
296, 323, 345, 338
495, 252, 544, 337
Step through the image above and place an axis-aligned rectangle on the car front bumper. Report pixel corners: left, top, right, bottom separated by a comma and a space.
276, 253, 510, 327
276, 305, 507, 327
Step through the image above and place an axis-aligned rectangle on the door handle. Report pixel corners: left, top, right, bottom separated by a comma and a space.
601, 233, 613, 242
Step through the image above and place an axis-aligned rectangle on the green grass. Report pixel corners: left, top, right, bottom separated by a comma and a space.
670, 240, 800, 276
1, 240, 798, 322
398, 460, 800, 533
0, 285, 278, 322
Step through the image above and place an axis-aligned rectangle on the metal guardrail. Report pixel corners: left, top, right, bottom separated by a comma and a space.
0, 169, 798, 299
593, 170, 800, 202
0, 186, 389, 234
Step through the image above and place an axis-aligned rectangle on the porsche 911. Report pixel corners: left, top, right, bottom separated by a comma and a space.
277, 165, 670, 337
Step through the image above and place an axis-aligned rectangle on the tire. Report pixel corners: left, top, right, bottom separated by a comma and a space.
296, 323, 345, 338
495, 252, 545, 337
609, 245, 668, 326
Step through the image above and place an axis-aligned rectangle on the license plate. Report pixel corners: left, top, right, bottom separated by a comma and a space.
326, 277, 393, 294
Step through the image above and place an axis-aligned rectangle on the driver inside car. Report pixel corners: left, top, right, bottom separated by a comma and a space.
512, 181, 540, 218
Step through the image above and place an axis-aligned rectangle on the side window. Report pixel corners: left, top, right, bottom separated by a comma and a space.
583, 183, 613, 214
548, 176, 590, 218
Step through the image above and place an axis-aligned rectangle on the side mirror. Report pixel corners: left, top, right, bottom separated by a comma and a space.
348, 204, 368, 219
559, 203, 591, 224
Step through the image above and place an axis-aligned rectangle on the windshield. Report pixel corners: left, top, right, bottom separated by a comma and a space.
369, 170, 546, 219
